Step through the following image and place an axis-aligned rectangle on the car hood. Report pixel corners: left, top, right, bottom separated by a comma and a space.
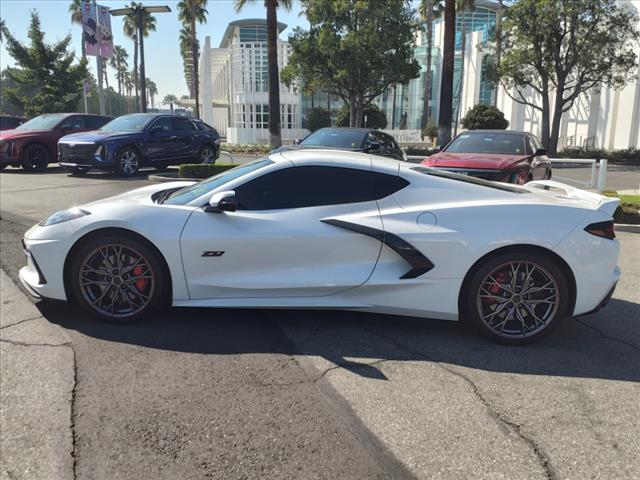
85, 181, 196, 207
0, 129, 52, 141
59, 130, 138, 143
423, 152, 529, 170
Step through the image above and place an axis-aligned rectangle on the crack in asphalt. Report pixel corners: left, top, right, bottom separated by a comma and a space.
0, 338, 72, 348
0, 315, 42, 330
360, 326, 556, 480
573, 317, 640, 353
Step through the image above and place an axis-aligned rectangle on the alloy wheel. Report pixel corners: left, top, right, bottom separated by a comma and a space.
476, 261, 560, 338
78, 243, 155, 318
200, 147, 215, 164
120, 150, 138, 175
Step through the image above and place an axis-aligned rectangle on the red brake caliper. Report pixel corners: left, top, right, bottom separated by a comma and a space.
486, 271, 507, 305
133, 265, 146, 291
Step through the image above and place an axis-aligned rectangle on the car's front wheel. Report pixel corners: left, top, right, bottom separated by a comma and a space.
464, 251, 570, 345
69, 235, 167, 323
21, 144, 50, 172
115, 147, 140, 177
197, 144, 216, 164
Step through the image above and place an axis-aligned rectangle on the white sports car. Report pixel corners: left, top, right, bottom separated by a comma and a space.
20, 150, 620, 344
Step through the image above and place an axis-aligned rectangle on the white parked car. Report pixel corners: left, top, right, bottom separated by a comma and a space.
20, 150, 620, 344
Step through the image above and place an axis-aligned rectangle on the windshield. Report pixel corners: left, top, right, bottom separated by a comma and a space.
162, 159, 274, 206
15, 114, 66, 131
445, 132, 526, 155
411, 166, 527, 193
301, 129, 365, 148
100, 114, 153, 132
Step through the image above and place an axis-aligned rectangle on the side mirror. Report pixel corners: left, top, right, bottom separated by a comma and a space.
534, 148, 548, 156
205, 190, 237, 213
365, 142, 381, 152
292, 138, 301, 145
434, 145, 443, 152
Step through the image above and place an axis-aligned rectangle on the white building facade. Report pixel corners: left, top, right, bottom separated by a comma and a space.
199, 19, 308, 145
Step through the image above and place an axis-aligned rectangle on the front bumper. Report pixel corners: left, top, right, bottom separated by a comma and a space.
0, 151, 20, 165
19, 235, 68, 301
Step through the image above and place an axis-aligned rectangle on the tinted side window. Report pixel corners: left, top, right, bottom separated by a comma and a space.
234, 166, 408, 210
172, 117, 196, 131
64, 116, 85, 130
150, 117, 172, 131
85, 116, 110, 129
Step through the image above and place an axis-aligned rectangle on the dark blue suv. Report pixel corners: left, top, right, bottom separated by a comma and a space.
58, 113, 220, 177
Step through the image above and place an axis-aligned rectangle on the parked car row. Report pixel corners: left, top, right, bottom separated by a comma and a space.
0, 112, 220, 177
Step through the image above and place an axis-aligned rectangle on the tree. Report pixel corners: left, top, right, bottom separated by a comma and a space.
304, 107, 331, 132
146, 78, 157, 109
110, 45, 129, 96
336, 104, 388, 129
235, 0, 292, 146
419, 0, 444, 138
163, 94, 178, 113
438, 0, 455, 146
123, 2, 157, 111
282, 0, 419, 129
1, 12, 88, 116
178, 0, 208, 119
68, 0, 85, 58
497, 0, 639, 154
460, 104, 509, 130
179, 25, 199, 99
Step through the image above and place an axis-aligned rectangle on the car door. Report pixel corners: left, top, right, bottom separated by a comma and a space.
171, 116, 198, 160
143, 116, 178, 162
179, 163, 386, 299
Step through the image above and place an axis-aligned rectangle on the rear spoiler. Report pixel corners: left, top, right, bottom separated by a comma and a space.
525, 180, 620, 216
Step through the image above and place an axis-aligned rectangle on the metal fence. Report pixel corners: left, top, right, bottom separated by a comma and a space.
549, 158, 608, 193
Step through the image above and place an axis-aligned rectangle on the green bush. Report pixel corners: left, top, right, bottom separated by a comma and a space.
461, 104, 509, 130
336, 104, 388, 129
304, 107, 331, 132
422, 121, 438, 140
179, 163, 236, 179
220, 144, 273, 154
555, 147, 639, 165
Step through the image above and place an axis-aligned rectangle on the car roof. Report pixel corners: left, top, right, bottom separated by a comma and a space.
461, 129, 530, 136
316, 127, 377, 134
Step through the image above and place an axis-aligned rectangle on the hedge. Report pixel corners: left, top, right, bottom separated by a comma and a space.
554, 147, 639, 165
221, 144, 273, 154
179, 163, 236, 179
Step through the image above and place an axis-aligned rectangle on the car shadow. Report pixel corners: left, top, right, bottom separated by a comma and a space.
37, 296, 640, 384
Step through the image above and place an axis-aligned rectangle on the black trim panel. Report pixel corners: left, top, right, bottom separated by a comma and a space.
321, 219, 434, 279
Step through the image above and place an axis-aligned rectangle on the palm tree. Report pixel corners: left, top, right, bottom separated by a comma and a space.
177, 0, 208, 119
419, 1, 444, 138
492, 0, 504, 107
438, 0, 456, 146
146, 78, 157, 108
235, 0, 292, 147
110, 45, 129, 96
179, 25, 197, 98
453, 0, 475, 136
123, 71, 134, 112
123, 2, 157, 111
68, 0, 85, 58
163, 94, 178, 113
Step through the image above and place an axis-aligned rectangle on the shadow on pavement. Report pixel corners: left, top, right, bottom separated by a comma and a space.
37, 296, 640, 383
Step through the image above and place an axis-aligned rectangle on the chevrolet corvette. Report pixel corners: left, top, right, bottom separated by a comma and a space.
19, 150, 620, 344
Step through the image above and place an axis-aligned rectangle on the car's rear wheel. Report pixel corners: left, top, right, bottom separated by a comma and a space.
115, 147, 140, 177
69, 235, 166, 323
198, 144, 216, 164
21, 144, 50, 172
464, 251, 570, 345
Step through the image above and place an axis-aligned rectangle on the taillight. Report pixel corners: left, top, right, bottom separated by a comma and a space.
584, 220, 615, 239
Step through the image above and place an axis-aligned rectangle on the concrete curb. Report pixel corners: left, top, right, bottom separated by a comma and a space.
615, 223, 640, 233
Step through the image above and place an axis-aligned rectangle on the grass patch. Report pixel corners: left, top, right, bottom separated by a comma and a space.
179, 163, 236, 179
602, 190, 640, 223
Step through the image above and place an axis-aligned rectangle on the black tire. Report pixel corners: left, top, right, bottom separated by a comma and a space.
21, 144, 50, 172
66, 166, 91, 175
69, 234, 168, 323
546, 167, 552, 180
114, 147, 141, 177
197, 144, 216, 164
463, 251, 570, 345
0, 164, 7, 171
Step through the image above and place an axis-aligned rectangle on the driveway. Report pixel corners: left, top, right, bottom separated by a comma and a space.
1, 166, 639, 480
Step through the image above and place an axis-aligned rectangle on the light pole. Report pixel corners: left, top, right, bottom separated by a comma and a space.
110, 4, 171, 113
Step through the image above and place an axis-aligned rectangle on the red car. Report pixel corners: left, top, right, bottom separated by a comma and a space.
421, 130, 552, 184
0, 113, 112, 172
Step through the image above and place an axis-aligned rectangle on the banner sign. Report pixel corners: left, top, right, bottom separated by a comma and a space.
81, 1, 113, 58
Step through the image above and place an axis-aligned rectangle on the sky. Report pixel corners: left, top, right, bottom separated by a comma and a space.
0, 0, 310, 101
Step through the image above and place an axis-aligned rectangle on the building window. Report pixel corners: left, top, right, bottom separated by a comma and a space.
256, 104, 269, 129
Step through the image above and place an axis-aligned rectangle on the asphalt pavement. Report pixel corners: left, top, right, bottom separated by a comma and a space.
1, 165, 639, 480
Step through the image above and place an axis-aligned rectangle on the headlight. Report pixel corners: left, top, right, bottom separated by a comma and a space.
95, 144, 104, 156
39, 207, 90, 226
